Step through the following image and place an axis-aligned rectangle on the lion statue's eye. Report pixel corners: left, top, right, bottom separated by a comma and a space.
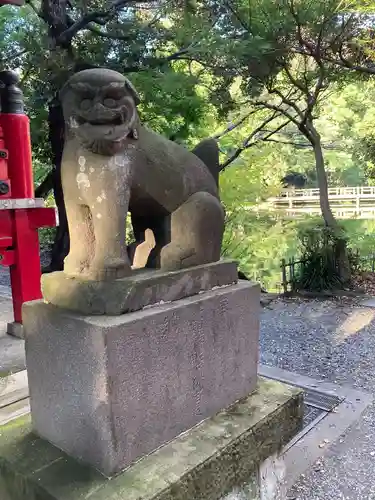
80, 99, 92, 110
103, 98, 117, 108
108, 88, 126, 100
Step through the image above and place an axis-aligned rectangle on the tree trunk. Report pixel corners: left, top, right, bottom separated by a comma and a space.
35, 170, 54, 199
36, 0, 76, 272
41, 96, 69, 273
309, 125, 351, 284
311, 132, 337, 229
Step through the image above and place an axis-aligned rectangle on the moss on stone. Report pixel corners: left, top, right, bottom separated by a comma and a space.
0, 378, 303, 500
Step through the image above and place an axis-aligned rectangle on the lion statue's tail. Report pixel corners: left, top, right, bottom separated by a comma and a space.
192, 138, 220, 186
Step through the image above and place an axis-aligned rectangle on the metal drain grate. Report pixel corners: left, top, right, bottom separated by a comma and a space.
303, 387, 343, 412
303, 405, 323, 427
261, 373, 345, 441
302, 388, 343, 428
259, 365, 373, 488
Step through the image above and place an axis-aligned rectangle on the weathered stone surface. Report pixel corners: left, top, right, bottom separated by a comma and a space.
0, 379, 303, 500
41, 260, 238, 315
221, 454, 286, 500
24, 281, 259, 476
60, 68, 224, 281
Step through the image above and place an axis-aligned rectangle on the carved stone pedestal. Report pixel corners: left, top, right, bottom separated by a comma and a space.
41, 260, 238, 315
23, 271, 260, 477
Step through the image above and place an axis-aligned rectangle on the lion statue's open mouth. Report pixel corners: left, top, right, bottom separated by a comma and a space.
60, 71, 141, 155
70, 105, 137, 152
75, 116, 127, 139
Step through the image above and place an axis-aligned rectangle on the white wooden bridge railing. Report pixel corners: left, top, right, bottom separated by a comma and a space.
270, 186, 375, 200
264, 185, 375, 219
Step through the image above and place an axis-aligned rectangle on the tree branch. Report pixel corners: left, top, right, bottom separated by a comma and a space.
329, 13, 355, 52
289, 0, 312, 54
25, 0, 41, 17
280, 61, 307, 94
114, 46, 194, 74
219, 111, 284, 170
212, 110, 260, 140
268, 86, 304, 119
293, 46, 375, 76
57, 0, 153, 44
260, 118, 293, 140
86, 24, 133, 40
224, 0, 250, 32
0, 49, 28, 64
263, 138, 309, 146
263, 138, 338, 150
35, 170, 54, 199
57, 12, 110, 43
252, 100, 301, 129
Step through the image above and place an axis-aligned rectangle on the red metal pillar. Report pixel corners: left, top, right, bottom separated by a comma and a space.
0, 1, 25, 6
0, 70, 56, 335
0, 113, 34, 199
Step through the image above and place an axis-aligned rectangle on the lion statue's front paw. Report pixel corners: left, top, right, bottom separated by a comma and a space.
85, 257, 132, 281
64, 254, 90, 277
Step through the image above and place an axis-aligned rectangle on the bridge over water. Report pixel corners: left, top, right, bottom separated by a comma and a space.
266, 186, 375, 219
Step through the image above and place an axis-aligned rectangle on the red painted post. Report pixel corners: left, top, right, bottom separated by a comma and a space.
0, 70, 56, 335
0, 114, 34, 198
0, 70, 34, 198
0, 122, 10, 199
0, 0, 25, 5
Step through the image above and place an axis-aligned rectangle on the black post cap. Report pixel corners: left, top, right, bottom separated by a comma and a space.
0, 70, 24, 114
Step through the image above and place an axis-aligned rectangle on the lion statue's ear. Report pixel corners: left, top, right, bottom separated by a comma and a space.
70, 82, 91, 94
60, 80, 83, 101
123, 77, 141, 106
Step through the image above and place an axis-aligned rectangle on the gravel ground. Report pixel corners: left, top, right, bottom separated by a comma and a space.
260, 297, 375, 499
0, 267, 9, 288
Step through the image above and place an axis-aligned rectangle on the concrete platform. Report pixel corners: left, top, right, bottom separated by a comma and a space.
0, 378, 303, 500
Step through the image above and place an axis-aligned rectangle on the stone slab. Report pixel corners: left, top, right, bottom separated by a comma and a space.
23, 281, 259, 476
0, 290, 27, 375
0, 335, 26, 375
41, 259, 238, 315
0, 378, 303, 500
0, 294, 13, 339
0, 398, 30, 426
0, 370, 28, 409
360, 297, 375, 308
6, 322, 24, 340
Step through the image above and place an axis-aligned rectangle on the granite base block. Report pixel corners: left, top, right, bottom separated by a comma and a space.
23, 281, 260, 477
41, 259, 238, 315
0, 378, 303, 500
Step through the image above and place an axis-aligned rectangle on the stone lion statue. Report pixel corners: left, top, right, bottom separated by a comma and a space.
60, 68, 224, 281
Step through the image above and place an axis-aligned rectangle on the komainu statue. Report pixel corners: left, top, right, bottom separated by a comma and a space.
60, 68, 224, 281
